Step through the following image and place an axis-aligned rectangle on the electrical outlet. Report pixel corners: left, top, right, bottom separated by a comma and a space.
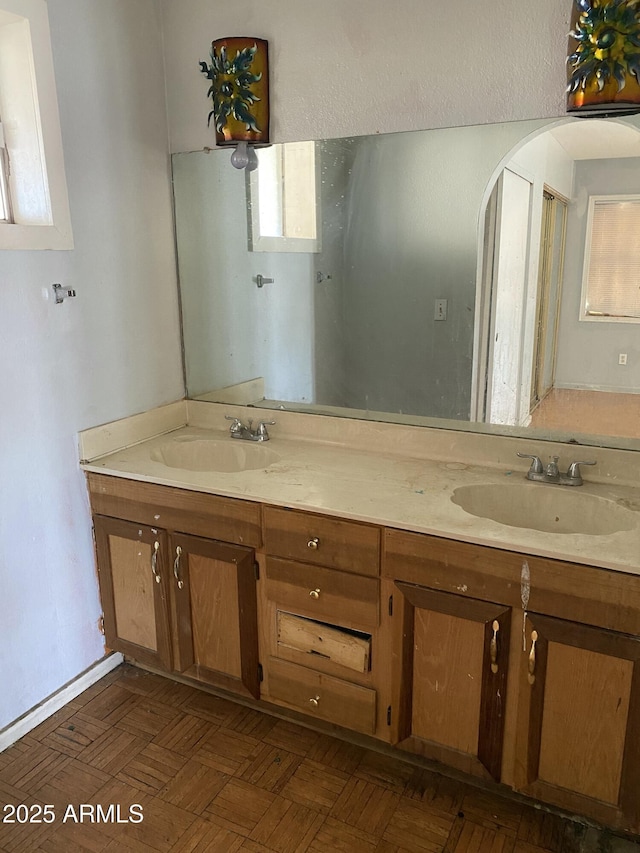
619, 353, 628, 365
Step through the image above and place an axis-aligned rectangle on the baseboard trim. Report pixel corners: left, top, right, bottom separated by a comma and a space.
0, 652, 123, 753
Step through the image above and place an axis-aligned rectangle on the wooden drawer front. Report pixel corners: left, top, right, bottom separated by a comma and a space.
277, 612, 371, 674
264, 506, 380, 576
87, 473, 262, 547
384, 528, 515, 600
268, 657, 376, 734
383, 527, 640, 634
266, 557, 379, 629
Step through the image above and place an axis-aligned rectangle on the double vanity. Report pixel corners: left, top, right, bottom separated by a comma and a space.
80, 400, 640, 835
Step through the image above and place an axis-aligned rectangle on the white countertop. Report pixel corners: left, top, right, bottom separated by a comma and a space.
80, 402, 640, 576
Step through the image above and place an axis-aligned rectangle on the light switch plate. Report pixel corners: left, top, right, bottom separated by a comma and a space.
434, 299, 448, 321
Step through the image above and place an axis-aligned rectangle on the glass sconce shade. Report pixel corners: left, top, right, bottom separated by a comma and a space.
567, 0, 640, 114
200, 37, 270, 145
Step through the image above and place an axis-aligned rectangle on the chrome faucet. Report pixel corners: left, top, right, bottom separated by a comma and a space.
545, 455, 560, 482
225, 415, 275, 442
516, 453, 596, 486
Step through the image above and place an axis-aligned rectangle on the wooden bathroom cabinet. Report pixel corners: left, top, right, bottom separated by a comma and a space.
87, 472, 640, 834
89, 474, 262, 699
383, 527, 640, 833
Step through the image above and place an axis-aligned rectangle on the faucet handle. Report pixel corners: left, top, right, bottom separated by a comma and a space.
255, 419, 275, 439
516, 452, 544, 474
566, 460, 596, 483
225, 415, 244, 434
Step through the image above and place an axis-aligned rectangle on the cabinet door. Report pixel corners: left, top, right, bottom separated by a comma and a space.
392, 582, 510, 781
514, 613, 640, 833
170, 534, 260, 699
94, 516, 172, 670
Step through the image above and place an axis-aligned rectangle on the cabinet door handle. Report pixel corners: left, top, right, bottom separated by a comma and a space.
309, 695, 320, 707
309, 588, 321, 600
307, 537, 320, 550
151, 541, 161, 583
528, 630, 538, 685
490, 619, 500, 674
173, 546, 184, 589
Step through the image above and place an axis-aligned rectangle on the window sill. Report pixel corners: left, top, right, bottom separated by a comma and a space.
0, 221, 73, 251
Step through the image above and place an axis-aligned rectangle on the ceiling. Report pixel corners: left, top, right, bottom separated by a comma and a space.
549, 118, 640, 160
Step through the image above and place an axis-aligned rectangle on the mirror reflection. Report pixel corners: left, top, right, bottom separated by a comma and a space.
173, 117, 640, 448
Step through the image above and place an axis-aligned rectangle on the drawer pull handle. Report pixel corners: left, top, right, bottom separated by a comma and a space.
309, 695, 320, 707
309, 588, 321, 600
307, 537, 320, 550
173, 546, 184, 589
528, 630, 538, 685
151, 541, 161, 584
490, 619, 500, 674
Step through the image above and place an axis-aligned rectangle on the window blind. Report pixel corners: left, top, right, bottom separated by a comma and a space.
584, 197, 640, 319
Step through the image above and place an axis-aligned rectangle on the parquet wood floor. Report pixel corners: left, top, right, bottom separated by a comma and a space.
1, 664, 638, 853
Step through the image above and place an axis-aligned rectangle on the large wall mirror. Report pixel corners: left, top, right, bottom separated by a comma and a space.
173, 116, 640, 450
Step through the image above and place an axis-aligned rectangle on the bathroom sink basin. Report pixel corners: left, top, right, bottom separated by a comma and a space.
451, 483, 637, 536
150, 438, 281, 473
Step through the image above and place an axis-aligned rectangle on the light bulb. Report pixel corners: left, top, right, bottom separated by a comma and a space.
230, 142, 249, 170
245, 145, 259, 171
230, 141, 259, 171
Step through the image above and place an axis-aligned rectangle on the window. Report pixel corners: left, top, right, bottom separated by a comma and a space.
0, 0, 73, 249
581, 195, 640, 322
248, 141, 320, 252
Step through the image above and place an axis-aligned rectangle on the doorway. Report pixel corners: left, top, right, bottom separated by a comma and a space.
478, 172, 568, 429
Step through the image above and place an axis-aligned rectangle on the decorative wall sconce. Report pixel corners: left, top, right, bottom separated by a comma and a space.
567, 0, 640, 115
200, 37, 269, 170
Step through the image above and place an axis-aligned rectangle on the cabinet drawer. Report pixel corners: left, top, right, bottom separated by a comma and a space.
264, 506, 380, 576
266, 557, 379, 629
276, 612, 371, 673
267, 657, 376, 735
87, 473, 262, 547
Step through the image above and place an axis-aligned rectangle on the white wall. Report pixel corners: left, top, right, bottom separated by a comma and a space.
174, 140, 354, 407
0, 0, 183, 731
160, 0, 571, 154
340, 122, 551, 420
173, 149, 315, 402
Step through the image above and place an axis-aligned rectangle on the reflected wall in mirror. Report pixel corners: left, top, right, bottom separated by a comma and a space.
173, 116, 640, 449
